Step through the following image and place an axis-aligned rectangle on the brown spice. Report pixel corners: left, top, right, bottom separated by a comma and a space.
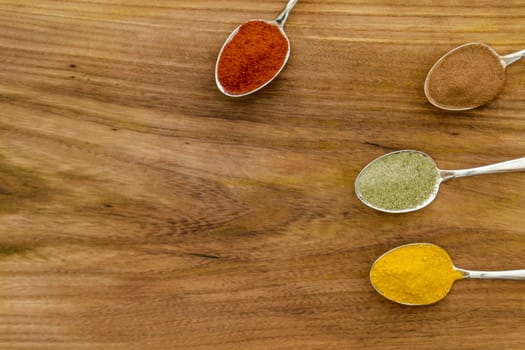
217, 20, 289, 95
426, 43, 506, 109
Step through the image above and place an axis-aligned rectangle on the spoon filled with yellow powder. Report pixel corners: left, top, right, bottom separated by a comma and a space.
370, 243, 525, 306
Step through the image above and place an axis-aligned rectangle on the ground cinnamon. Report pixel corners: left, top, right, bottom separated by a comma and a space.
426, 43, 506, 109
217, 20, 289, 95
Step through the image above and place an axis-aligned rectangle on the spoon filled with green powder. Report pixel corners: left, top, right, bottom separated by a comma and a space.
355, 150, 525, 213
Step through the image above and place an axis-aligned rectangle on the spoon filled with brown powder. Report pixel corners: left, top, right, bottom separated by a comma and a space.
424, 42, 525, 111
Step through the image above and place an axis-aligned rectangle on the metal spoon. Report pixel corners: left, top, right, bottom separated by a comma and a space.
355, 149, 525, 213
370, 243, 525, 306
424, 42, 525, 110
215, 0, 298, 97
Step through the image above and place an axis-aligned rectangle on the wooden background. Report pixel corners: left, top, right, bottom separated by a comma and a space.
1, 1, 525, 349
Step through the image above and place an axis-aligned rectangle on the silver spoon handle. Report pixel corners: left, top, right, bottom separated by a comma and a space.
457, 268, 525, 280
440, 157, 525, 181
501, 48, 525, 67
275, 0, 298, 27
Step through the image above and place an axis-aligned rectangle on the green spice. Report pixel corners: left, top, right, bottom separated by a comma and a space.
356, 151, 439, 211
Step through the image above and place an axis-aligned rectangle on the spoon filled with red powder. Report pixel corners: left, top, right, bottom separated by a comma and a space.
424, 42, 525, 111
215, 0, 298, 97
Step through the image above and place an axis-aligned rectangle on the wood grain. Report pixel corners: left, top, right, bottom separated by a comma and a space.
1, 0, 525, 349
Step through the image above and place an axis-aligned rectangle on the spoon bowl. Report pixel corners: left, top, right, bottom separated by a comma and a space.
370, 243, 525, 306
355, 149, 525, 213
424, 42, 525, 111
215, 0, 298, 97
355, 150, 440, 213
370, 243, 461, 306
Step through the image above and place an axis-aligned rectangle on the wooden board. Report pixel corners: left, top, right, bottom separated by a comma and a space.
1, 1, 525, 349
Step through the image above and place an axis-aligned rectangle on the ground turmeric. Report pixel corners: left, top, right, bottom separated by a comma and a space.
370, 243, 464, 305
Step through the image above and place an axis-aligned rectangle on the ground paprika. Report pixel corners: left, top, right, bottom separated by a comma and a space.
216, 20, 289, 95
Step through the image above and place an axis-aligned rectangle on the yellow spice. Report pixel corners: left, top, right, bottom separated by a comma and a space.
370, 243, 464, 305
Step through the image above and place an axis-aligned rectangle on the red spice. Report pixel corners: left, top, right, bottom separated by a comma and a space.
217, 20, 289, 95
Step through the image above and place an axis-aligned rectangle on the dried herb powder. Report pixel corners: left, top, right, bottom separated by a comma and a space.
426, 43, 506, 109
356, 151, 439, 211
